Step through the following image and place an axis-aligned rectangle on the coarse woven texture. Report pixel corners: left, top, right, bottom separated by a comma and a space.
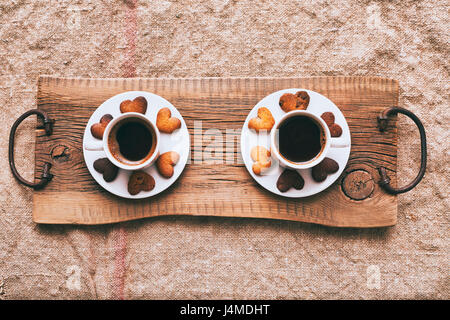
0, 0, 448, 299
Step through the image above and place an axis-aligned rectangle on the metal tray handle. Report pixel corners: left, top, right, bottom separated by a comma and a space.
9, 109, 54, 189
377, 106, 427, 194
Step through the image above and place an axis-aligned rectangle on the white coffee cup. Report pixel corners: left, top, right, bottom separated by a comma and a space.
270, 110, 349, 170
84, 112, 160, 170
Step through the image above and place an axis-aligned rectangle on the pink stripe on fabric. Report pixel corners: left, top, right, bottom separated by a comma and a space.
113, 227, 128, 300
121, 0, 138, 78
112, 0, 138, 300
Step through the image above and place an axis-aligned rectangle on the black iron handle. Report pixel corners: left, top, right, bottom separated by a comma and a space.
9, 109, 54, 189
377, 106, 427, 194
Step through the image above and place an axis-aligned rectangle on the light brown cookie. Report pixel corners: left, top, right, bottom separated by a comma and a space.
279, 91, 310, 112
156, 151, 180, 178
279, 93, 298, 112
90, 114, 113, 140
248, 107, 275, 132
156, 107, 181, 133
250, 146, 271, 175
120, 96, 147, 114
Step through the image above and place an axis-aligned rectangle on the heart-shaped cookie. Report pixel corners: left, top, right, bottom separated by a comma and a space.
156, 151, 180, 178
279, 91, 310, 112
156, 107, 181, 133
311, 157, 339, 182
276, 169, 305, 192
93, 158, 119, 182
248, 107, 275, 132
90, 114, 113, 140
128, 171, 155, 195
250, 146, 271, 175
120, 96, 147, 114
321, 112, 342, 137
295, 91, 310, 109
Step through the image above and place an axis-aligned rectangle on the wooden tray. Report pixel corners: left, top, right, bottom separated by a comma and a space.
33, 76, 398, 227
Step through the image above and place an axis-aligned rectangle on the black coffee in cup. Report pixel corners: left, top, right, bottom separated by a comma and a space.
277, 115, 324, 162
108, 118, 155, 164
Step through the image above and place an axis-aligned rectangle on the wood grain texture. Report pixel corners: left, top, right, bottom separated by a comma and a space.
33, 76, 398, 227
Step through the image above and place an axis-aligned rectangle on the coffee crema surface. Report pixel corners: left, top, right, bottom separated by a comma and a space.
108, 118, 156, 165
277, 115, 325, 163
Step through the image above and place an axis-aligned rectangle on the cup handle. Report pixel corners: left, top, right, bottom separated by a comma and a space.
84, 140, 104, 151
330, 140, 349, 148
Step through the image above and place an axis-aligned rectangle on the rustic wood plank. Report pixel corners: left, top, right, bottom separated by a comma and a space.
33, 76, 398, 227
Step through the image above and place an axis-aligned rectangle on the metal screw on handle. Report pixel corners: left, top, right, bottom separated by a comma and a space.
9, 109, 54, 189
377, 106, 427, 194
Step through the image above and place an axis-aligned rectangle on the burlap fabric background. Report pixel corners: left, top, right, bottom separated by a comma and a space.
0, 0, 448, 299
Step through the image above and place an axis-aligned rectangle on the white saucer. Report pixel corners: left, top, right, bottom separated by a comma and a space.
83, 91, 190, 199
240, 89, 351, 198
